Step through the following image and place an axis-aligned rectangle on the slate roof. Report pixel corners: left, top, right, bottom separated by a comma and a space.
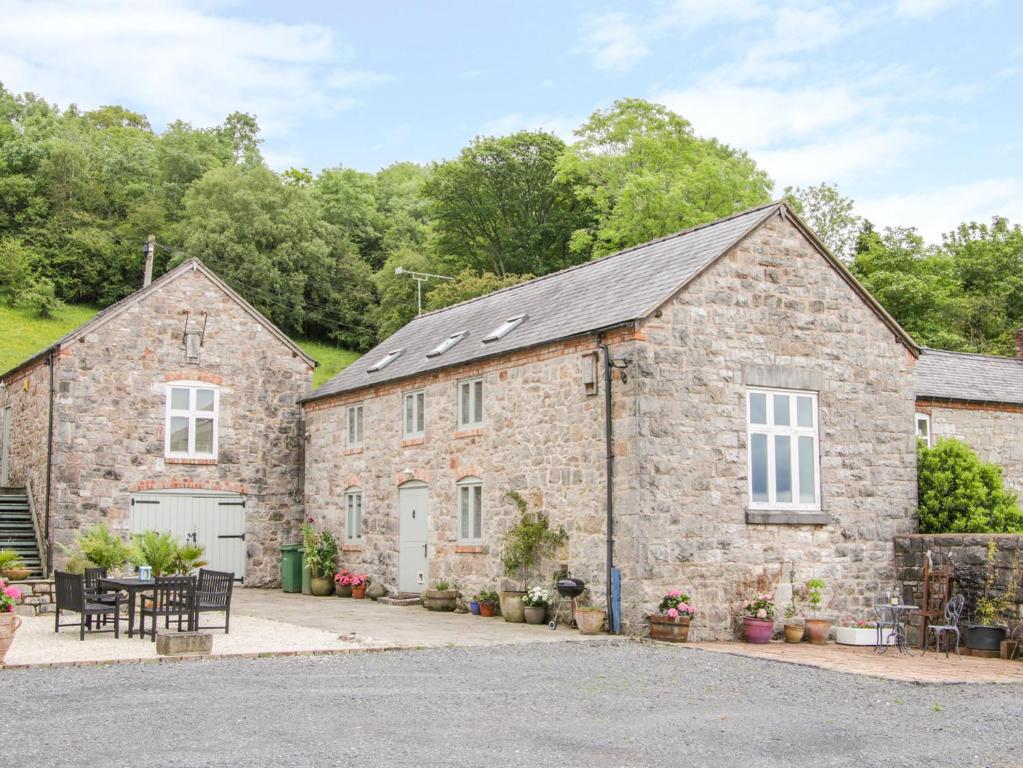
1, 259, 316, 380
915, 348, 1023, 405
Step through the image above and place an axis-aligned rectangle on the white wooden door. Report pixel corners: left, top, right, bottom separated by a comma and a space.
130, 491, 246, 580
1, 406, 10, 487
398, 482, 429, 594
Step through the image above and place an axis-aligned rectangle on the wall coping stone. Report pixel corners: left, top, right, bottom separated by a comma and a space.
746, 510, 832, 526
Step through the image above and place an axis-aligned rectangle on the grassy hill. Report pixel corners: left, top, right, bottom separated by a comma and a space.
0, 303, 360, 388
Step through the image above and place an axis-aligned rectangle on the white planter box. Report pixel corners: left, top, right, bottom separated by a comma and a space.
836, 626, 892, 646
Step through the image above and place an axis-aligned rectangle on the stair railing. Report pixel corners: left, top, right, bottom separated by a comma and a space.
25, 478, 49, 578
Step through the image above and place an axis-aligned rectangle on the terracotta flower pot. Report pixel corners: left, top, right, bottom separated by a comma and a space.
310, 576, 335, 596
524, 605, 547, 625
783, 623, 805, 644
335, 585, 353, 598
422, 589, 458, 612
499, 591, 526, 623
479, 601, 496, 617
649, 614, 691, 642
575, 608, 606, 635
0, 611, 23, 664
804, 618, 832, 645
742, 616, 774, 643
351, 584, 367, 599
1, 567, 30, 581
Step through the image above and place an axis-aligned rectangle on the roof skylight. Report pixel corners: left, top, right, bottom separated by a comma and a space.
482, 314, 527, 344
366, 349, 403, 373
426, 331, 467, 358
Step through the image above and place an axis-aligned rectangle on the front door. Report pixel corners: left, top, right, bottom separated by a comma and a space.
1, 406, 11, 487
398, 482, 429, 593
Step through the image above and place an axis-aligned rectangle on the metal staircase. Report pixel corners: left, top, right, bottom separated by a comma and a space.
0, 488, 43, 578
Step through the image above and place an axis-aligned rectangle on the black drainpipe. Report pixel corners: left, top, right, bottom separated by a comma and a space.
597, 334, 615, 634
44, 348, 56, 574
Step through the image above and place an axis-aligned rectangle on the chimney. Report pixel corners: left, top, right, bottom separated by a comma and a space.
1015, 327, 1023, 359
143, 234, 155, 288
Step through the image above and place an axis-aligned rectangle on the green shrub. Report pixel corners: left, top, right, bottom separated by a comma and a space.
130, 531, 179, 576
917, 438, 1023, 533
75, 523, 133, 571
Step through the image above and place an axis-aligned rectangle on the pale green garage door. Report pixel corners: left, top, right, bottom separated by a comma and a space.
130, 491, 247, 581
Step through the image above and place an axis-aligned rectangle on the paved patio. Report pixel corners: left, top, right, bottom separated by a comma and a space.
687, 640, 1023, 684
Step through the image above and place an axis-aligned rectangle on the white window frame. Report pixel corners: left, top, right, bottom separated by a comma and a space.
458, 377, 484, 428
164, 382, 219, 460
482, 314, 526, 343
746, 387, 820, 512
915, 412, 931, 446
457, 477, 483, 543
346, 403, 364, 448
403, 389, 425, 438
345, 488, 363, 542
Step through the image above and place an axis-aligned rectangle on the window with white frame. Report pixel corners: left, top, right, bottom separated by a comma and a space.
165, 383, 218, 459
345, 488, 363, 542
347, 404, 364, 447
457, 477, 483, 543
747, 388, 820, 510
915, 413, 931, 446
403, 390, 425, 438
458, 377, 484, 428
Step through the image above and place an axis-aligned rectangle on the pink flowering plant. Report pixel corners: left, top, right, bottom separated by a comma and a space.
334, 569, 367, 587
0, 578, 22, 613
658, 589, 697, 620
742, 594, 776, 620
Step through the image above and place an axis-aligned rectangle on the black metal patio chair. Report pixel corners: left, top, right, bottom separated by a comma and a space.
194, 568, 235, 634
138, 575, 196, 642
53, 570, 124, 641
923, 593, 966, 658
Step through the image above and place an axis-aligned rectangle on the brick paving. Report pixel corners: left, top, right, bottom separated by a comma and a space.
687, 640, 1023, 684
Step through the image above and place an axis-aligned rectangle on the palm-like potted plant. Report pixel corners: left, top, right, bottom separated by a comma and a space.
130, 531, 179, 577
0, 578, 23, 663
423, 580, 458, 611
500, 491, 567, 623
301, 522, 338, 596
649, 589, 697, 642
804, 578, 831, 644
477, 590, 499, 617
0, 549, 29, 581
523, 586, 552, 625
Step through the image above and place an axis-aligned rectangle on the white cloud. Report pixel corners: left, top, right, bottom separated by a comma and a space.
577, 12, 650, 72
893, 0, 964, 18
0, 0, 384, 139
858, 178, 1023, 241
326, 69, 395, 90
478, 112, 581, 142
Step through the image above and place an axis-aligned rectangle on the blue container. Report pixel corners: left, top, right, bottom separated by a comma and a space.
469, 600, 481, 615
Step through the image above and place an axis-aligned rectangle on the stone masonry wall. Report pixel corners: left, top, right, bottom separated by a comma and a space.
917, 401, 1023, 495
303, 331, 640, 607
50, 266, 312, 585
626, 213, 919, 640
0, 357, 52, 517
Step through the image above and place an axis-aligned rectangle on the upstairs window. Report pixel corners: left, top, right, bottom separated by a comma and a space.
347, 404, 364, 448
747, 388, 820, 511
165, 383, 218, 459
367, 349, 403, 373
404, 390, 425, 438
427, 331, 467, 358
458, 378, 484, 428
482, 315, 526, 343
915, 413, 931, 446
457, 477, 483, 543
345, 488, 363, 542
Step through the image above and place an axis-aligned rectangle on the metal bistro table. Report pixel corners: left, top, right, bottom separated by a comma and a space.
878, 603, 919, 655
97, 576, 155, 638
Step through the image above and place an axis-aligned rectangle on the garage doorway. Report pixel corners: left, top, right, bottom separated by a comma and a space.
130, 490, 246, 581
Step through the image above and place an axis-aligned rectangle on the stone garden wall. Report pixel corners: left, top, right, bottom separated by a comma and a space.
8, 578, 55, 616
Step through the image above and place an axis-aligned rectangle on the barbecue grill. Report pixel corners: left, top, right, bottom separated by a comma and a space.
548, 577, 586, 630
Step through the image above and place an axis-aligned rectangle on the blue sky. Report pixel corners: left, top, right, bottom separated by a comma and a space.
2, 0, 1021, 241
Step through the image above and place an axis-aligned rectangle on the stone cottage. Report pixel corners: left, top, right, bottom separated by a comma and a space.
914, 339, 1023, 494
0, 259, 314, 584
301, 201, 921, 638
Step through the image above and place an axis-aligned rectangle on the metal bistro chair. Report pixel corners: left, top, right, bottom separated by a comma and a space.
874, 593, 897, 652
138, 575, 196, 642
53, 571, 124, 641
923, 594, 966, 658
194, 568, 235, 634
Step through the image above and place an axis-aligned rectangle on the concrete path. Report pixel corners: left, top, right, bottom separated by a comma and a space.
231, 587, 605, 647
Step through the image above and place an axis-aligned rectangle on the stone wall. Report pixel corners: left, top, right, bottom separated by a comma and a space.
917, 400, 1023, 495
7, 578, 54, 616
49, 265, 312, 585
626, 212, 919, 639
0, 357, 52, 518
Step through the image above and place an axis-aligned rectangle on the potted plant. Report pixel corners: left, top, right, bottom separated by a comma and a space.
741, 594, 776, 643
478, 590, 499, 617
130, 530, 179, 577
423, 580, 459, 611
0, 578, 23, 663
965, 541, 1017, 652
836, 618, 886, 646
523, 586, 552, 625
334, 568, 355, 597
301, 522, 338, 596
782, 568, 804, 643
468, 594, 481, 615
0, 549, 30, 581
648, 589, 697, 642
74, 523, 134, 575
803, 578, 831, 644
575, 605, 606, 635
350, 573, 369, 599
500, 491, 567, 623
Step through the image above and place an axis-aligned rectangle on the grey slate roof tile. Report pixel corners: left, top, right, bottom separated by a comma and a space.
304, 202, 784, 401
915, 348, 1023, 405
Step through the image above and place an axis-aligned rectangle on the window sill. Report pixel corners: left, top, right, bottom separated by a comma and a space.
343, 447, 364, 456
341, 543, 364, 552
165, 457, 218, 465
453, 427, 484, 439
455, 544, 487, 554
401, 437, 425, 447
746, 509, 831, 526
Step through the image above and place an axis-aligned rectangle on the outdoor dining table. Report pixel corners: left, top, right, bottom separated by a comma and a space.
877, 603, 919, 655
97, 576, 155, 638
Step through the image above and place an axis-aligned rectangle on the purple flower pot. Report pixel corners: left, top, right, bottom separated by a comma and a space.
743, 616, 775, 644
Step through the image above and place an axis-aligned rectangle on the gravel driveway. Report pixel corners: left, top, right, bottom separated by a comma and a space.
7, 641, 1019, 768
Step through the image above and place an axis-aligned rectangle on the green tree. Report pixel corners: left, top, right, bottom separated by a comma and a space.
312, 166, 385, 268
372, 248, 442, 339
557, 98, 772, 258
424, 268, 534, 312
784, 182, 861, 260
